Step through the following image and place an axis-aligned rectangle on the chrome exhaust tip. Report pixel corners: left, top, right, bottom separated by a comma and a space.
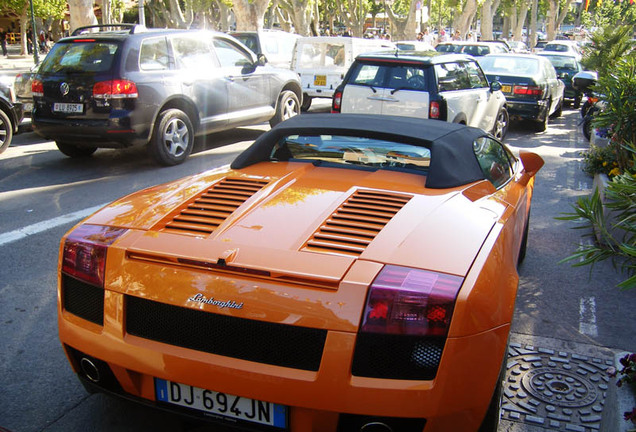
360, 422, 393, 432
80, 357, 101, 383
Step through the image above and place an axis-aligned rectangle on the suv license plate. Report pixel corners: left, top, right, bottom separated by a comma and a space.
314, 75, 327, 86
53, 103, 84, 113
155, 378, 287, 429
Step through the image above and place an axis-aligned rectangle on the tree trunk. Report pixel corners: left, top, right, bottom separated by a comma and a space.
512, 0, 530, 41
528, 0, 538, 49
480, 0, 501, 41
452, 0, 478, 38
233, 0, 270, 31
278, 0, 313, 36
386, 0, 418, 41
68, 0, 98, 32
338, 0, 367, 37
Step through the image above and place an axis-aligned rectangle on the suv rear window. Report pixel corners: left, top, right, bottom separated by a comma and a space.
40, 42, 118, 74
348, 62, 432, 92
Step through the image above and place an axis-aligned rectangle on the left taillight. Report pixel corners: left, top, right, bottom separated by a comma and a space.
32, 79, 43, 97
360, 265, 463, 337
62, 225, 127, 287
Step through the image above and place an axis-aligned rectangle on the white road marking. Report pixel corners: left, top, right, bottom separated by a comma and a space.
579, 296, 598, 337
0, 204, 106, 247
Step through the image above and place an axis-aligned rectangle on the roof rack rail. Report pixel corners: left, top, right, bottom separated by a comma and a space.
71, 24, 147, 36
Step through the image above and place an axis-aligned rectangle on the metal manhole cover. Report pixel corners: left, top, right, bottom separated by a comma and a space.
502, 342, 614, 431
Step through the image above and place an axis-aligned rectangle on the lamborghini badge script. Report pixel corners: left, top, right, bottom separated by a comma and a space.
187, 293, 244, 309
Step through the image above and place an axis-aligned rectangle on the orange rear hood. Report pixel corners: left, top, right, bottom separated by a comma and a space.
85, 163, 502, 284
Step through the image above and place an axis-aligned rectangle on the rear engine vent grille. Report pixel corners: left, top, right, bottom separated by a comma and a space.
303, 190, 412, 256
62, 274, 104, 325
162, 178, 268, 235
126, 295, 327, 371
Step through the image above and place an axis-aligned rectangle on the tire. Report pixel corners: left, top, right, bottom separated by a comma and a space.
270, 90, 300, 127
573, 94, 582, 109
56, 141, 97, 158
518, 211, 530, 266
581, 99, 591, 118
534, 112, 548, 132
583, 115, 593, 141
478, 344, 507, 432
550, 98, 563, 118
148, 108, 194, 166
492, 107, 509, 141
300, 94, 312, 111
0, 109, 13, 154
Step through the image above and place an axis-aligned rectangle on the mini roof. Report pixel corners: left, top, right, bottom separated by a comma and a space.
231, 114, 491, 189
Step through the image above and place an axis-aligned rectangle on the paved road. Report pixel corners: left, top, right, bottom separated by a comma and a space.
0, 106, 634, 432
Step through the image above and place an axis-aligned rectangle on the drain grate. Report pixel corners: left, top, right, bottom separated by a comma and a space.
502, 342, 614, 431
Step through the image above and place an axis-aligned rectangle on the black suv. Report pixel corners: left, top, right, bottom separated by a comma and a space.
32, 24, 302, 165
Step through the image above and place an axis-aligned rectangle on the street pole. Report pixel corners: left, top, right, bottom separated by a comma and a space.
139, 0, 146, 27
29, 0, 39, 64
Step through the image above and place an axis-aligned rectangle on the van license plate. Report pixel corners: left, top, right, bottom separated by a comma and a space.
155, 378, 287, 429
53, 103, 83, 113
314, 75, 327, 86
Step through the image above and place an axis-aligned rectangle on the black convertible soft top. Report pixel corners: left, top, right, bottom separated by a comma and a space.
231, 114, 491, 189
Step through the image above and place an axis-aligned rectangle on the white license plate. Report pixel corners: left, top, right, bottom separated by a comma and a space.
155, 378, 287, 429
53, 103, 83, 113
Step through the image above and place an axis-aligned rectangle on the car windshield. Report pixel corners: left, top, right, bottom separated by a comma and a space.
479, 56, 539, 75
39, 42, 118, 74
544, 44, 571, 53
270, 135, 431, 173
541, 55, 578, 70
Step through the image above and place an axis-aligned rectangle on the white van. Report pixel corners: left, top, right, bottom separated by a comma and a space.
291, 36, 395, 110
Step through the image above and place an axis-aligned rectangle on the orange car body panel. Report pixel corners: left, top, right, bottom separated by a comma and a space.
58, 152, 541, 431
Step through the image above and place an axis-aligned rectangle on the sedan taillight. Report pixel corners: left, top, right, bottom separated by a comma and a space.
93, 79, 138, 99
331, 90, 342, 113
429, 101, 441, 119
32, 79, 43, 97
62, 225, 127, 287
360, 265, 463, 337
513, 85, 544, 96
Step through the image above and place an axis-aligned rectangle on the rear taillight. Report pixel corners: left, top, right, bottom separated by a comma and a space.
513, 85, 544, 96
93, 80, 138, 99
32, 79, 43, 97
429, 101, 440, 119
62, 225, 127, 287
331, 90, 342, 113
360, 265, 463, 337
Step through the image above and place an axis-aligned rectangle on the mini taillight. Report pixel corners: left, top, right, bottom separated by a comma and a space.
32, 79, 44, 97
93, 80, 138, 99
429, 101, 440, 119
331, 90, 342, 113
513, 85, 543, 96
62, 225, 127, 287
360, 265, 463, 337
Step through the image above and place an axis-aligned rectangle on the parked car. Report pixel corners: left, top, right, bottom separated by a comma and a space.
229, 29, 300, 69
533, 40, 548, 52
395, 40, 435, 51
0, 74, 23, 154
31, 24, 302, 166
291, 36, 395, 110
437, 41, 510, 57
332, 51, 509, 140
538, 52, 583, 107
14, 64, 38, 119
507, 40, 529, 53
478, 53, 565, 131
434, 41, 462, 53
542, 40, 582, 60
57, 113, 544, 432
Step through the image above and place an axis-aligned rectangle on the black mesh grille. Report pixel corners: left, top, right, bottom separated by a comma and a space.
351, 333, 445, 380
62, 274, 104, 325
126, 295, 327, 371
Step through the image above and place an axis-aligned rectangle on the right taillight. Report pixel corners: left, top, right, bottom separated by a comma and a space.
32, 79, 43, 97
331, 90, 342, 113
360, 265, 463, 337
513, 85, 544, 96
429, 100, 440, 119
93, 79, 138, 99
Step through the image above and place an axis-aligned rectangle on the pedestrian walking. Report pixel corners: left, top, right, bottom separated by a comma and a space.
0, 27, 8, 57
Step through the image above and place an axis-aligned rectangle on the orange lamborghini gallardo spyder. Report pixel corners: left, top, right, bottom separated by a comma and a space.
58, 114, 543, 432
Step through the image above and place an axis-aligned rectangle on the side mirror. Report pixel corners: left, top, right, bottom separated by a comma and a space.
257, 53, 268, 67
490, 81, 502, 92
518, 150, 545, 186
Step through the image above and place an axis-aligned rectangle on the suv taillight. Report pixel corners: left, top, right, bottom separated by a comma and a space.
360, 265, 463, 337
32, 79, 43, 97
93, 80, 138, 99
332, 90, 342, 113
429, 101, 441, 119
62, 225, 127, 287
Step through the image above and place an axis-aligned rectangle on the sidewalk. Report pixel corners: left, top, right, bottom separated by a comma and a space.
0, 44, 38, 75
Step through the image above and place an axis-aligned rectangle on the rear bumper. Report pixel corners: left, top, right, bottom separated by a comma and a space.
59, 299, 509, 432
506, 99, 549, 121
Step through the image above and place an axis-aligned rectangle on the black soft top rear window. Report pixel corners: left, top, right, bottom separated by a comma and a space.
39, 41, 119, 74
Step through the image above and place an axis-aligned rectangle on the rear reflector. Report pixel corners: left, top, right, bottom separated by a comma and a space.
32, 79, 43, 97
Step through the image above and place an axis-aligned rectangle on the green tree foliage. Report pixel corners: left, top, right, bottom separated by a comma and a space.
0, 0, 66, 20
582, 25, 634, 79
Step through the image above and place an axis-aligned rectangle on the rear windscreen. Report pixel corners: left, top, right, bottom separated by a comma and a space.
349, 62, 431, 91
478, 56, 539, 75
39, 42, 118, 74
298, 42, 346, 67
